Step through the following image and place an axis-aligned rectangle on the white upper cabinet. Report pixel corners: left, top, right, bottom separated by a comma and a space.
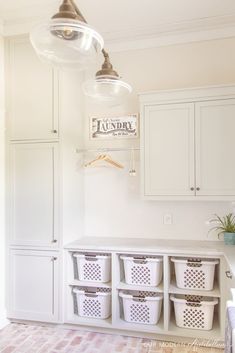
195, 99, 235, 196
9, 249, 59, 322
10, 143, 59, 246
140, 86, 235, 200
6, 37, 59, 141
143, 103, 195, 196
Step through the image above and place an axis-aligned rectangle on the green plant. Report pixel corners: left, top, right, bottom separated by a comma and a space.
208, 213, 235, 238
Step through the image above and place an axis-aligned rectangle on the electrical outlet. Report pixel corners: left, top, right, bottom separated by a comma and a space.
163, 213, 173, 225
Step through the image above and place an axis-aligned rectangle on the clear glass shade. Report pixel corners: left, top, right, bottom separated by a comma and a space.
30, 18, 104, 70
82, 75, 132, 102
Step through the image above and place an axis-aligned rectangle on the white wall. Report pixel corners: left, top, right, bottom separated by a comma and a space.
82, 37, 235, 240
0, 35, 7, 328
60, 70, 85, 244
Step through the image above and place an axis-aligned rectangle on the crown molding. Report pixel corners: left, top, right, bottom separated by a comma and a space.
2, 10, 235, 52
105, 14, 235, 40
106, 24, 235, 53
105, 14, 235, 52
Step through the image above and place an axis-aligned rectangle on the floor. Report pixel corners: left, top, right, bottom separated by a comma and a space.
0, 324, 224, 353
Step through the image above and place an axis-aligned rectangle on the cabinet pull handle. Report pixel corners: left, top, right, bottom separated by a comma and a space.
52, 257, 57, 261
196, 187, 200, 191
190, 187, 194, 191
52, 239, 57, 243
226, 270, 233, 279
52, 130, 57, 134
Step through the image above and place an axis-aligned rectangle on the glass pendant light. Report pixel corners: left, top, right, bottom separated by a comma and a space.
30, 0, 104, 70
83, 50, 132, 102
30, 0, 132, 101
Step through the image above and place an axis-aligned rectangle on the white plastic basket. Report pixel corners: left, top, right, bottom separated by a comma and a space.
171, 257, 219, 291
119, 290, 163, 325
120, 255, 163, 286
72, 287, 111, 319
72, 252, 111, 283
170, 294, 218, 330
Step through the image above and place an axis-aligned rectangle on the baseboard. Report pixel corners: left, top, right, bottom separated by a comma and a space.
0, 311, 9, 329
0, 319, 9, 330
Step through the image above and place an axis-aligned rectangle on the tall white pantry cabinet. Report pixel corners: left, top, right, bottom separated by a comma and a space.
6, 36, 61, 322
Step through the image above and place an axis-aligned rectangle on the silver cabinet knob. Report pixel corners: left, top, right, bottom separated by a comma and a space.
226, 270, 232, 279
196, 187, 200, 191
52, 130, 57, 134
51, 257, 57, 261
52, 239, 57, 243
190, 187, 194, 191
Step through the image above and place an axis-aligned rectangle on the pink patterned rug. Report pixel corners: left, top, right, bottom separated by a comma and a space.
0, 323, 224, 353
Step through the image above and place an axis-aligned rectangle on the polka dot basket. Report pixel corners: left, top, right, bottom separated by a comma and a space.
119, 290, 163, 325
170, 294, 218, 330
72, 252, 111, 283
120, 255, 163, 287
72, 286, 111, 319
171, 257, 219, 291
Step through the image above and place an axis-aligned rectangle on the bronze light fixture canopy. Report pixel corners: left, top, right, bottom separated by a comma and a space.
30, 0, 132, 101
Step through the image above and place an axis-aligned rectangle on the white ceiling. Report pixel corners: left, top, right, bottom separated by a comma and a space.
1, 0, 235, 51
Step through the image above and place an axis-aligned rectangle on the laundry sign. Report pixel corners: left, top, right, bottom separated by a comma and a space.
90, 114, 138, 139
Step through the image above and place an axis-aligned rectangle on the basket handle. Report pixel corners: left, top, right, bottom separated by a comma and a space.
85, 293, 98, 298
187, 258, 202, 267
186, 302, 202, 307
85, 256, 98, 262
132, 295, 146, 302
133, 258, 147, 264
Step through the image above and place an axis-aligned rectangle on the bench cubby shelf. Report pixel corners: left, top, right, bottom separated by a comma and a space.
64, 248, 223, 342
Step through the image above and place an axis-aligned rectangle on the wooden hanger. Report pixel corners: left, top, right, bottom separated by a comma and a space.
84, 154, 124, 169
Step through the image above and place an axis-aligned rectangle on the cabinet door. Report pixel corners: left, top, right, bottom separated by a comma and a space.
7, 37, 59, 140
142, 103, 195, 196
195, 99, 235, 196
10, 143, 59, 246
8, 250, 59, 322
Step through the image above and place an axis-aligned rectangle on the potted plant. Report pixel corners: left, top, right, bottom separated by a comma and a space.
208, 213, 235, 245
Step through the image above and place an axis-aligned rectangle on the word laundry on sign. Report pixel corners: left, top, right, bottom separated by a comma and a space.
91, 115, 138, 139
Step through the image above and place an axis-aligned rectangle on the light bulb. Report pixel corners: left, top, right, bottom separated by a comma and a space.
51, 26, 79, 40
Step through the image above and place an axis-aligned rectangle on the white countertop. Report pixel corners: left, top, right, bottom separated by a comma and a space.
65, 237, 235, 275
